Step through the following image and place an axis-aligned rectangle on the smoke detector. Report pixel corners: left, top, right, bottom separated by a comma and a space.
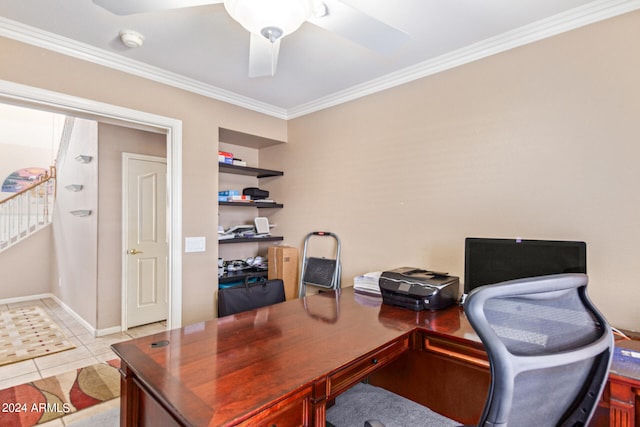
119, 30, 144, 48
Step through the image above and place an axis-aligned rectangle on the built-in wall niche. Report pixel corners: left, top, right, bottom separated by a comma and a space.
218, 127, 285, 285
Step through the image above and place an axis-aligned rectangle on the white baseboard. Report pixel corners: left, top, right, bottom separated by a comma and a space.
95, 325, 123, 337
47, 294, 96, 336
0, 293, 52, 305
0, 293, 123, 337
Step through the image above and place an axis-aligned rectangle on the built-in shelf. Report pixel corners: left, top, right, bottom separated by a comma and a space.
219, 236, 284, 244
74, 155, 93, 164
65, 184, 84, 192
218, 163, 283, 178
219, 201, 283, 208
218, 128, 286, 266
219, 268, 268, 285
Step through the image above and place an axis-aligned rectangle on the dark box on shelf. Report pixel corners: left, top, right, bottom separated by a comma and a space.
243, 187, 269, 200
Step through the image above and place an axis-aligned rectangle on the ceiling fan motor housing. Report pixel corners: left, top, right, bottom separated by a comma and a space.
260, 27, 284, 43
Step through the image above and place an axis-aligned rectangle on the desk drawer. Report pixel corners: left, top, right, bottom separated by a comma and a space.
423, 336, 488, 369
328, 336, 409, 398
236, 386, 312, 427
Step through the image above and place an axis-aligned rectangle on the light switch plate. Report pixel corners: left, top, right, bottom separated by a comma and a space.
185, 236, 206, 253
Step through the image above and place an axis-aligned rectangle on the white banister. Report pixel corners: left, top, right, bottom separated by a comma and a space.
0, 176, 55, 252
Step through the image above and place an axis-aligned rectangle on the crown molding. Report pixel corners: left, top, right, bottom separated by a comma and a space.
1, 0, 639, 121
286, 0, 640, 119
0, 17, 288, 119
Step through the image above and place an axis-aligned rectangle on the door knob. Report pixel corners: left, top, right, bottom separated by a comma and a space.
128, 248, 144, 255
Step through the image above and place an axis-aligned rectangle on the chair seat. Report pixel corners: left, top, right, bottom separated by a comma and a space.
326, 383, 460, 427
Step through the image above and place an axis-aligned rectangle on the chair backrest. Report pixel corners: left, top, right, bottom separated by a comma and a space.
463, 273, 613, 427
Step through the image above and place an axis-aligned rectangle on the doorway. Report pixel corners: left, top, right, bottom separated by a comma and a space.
0, 80, 183, 332
123, 154, 168, 328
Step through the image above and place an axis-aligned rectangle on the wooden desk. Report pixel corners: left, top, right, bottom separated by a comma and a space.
112, 288, 640, 427
601, 339, 640, 427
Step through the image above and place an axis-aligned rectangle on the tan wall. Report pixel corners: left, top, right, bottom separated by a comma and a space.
0, 227, 52, 298
262, 11, 640, 331
0, 37, 287, 326
2, 11, 638, 331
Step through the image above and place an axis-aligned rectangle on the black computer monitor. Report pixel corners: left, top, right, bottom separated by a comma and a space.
464, 237, 587, 294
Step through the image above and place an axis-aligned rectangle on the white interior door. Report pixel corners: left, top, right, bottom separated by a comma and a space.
123, 153, 168, 328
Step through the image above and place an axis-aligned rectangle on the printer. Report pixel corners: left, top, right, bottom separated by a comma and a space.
379, 267, 459, 311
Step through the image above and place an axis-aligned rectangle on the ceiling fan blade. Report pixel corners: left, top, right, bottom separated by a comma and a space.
248, 33, 281, 78
92, 0, 223, 15
307, 0, 409, 55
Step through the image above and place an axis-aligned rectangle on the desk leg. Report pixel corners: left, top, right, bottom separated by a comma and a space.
119, 361, 139, 427
312, 379, 327, 427
313, 401, 326, 427
609, 381, 635, 427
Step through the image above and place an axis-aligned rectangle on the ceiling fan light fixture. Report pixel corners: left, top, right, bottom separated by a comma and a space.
224, 0, 313, 41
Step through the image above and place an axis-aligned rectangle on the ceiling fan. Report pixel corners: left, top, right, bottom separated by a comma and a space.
92, 0, 409, 78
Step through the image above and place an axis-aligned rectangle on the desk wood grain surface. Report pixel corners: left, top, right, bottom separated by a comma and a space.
112, 289, 479, 426
113, 288, 636, 427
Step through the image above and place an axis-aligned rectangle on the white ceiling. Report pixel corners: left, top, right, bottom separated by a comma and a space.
1, 0, 638, 119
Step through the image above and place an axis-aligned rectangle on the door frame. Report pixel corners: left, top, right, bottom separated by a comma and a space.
122, 153, 168, 330
0, 79, 183, 331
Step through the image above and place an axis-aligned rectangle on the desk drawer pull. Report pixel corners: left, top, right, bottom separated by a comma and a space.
372, 358, 378, 364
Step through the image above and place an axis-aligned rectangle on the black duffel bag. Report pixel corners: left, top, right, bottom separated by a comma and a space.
218, 276, 285, 317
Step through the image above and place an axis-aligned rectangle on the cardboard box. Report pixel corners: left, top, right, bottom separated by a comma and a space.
268, 246, 299, 300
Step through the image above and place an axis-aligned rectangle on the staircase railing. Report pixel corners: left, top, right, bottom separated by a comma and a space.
0, 168, 56, 252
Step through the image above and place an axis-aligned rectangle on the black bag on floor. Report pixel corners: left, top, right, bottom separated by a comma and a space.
218, 276, 286, 317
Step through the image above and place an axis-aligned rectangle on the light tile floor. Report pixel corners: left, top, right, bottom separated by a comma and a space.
0, 297, 166, 426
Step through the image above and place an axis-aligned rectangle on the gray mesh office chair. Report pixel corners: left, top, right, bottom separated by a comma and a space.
463, 273, 613, 427
344, 273, 613, 427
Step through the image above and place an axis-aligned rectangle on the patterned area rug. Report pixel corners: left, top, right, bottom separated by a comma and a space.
0, 359, 121, 426
0, 306, 75, 366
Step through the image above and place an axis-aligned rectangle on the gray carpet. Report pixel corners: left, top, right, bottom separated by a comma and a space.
326, 383, 460, 427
